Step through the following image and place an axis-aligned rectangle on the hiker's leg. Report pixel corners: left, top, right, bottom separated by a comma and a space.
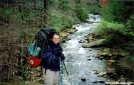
54, 71, 59, 85
43, 68, 55, 85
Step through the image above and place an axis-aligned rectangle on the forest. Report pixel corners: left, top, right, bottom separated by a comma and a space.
0, 0, 134, 85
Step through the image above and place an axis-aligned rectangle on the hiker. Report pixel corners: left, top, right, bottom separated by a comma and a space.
42, 33, 65, 85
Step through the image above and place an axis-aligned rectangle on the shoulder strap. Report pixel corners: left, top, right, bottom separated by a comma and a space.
40, 38, 47, 58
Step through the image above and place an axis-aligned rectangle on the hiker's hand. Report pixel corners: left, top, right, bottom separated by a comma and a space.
56, 51, 65, 61
59, 55, 65, 61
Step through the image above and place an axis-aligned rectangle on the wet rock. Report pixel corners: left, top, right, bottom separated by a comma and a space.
93, 80, 105, 83
92, 81, 97, 83
106, 67, 116, 74
94, 19, 101, 23
81, 78, 86, 82
61, 39, 66, 43
97, 52, 113, 60
97, 72, 106, 77
82, 39, 106, 48
78, 40, 85, 43
97, 80, 105, 83
99, 56, 104, 60
108, 60, 115, 66
98, 52, 112, 57
87, 58, 91, 61
89, 49, 92, 51
85, 33, 96, 42
60, 28, 77, 43
92, 70, 99, 74
95, 55, 100, 58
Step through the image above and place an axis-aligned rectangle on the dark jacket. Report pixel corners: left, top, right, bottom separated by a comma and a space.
42, 41, 65, 71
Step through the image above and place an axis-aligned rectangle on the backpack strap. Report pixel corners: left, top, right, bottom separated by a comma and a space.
36, 30, 47, 58
38, 31, 46, 39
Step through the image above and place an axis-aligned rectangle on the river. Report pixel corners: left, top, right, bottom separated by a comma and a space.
61, 14, 108, 85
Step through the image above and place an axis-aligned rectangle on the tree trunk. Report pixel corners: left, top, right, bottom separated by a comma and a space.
44, 0, 49, 27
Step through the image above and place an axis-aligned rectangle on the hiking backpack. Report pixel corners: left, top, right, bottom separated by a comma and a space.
28, 28, 57, 67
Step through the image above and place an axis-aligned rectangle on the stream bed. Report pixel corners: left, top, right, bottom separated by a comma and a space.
61, 14, 108, 85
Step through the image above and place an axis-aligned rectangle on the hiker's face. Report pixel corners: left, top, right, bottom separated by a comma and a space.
52, 35, 60, 44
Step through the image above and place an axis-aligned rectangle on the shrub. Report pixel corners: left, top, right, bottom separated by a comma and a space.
96, 20, 125, 36
95, 20, 126, 47
48, 9, 64, 31
76, 7, 89, 21
122, 14, 134, 37
100, 1, 127, 23
89, 4, 101, 14
126, 40, 134, 55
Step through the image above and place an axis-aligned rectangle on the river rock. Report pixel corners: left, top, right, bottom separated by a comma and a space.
94, 19, 101, 23
79, 40, 85, 43
97, 52, 112, 59
65, 28, 77, 34
81, 78, 86, 82
82, 39, 106, 48
108, 60, 115, 66
98, 52, 112, 57
86, 33, 96, 42
97, 80, 105, 83
97, 72, 106, 77
93, 80, 105, 83
87, 58, 91, 61
60, 28, 77, 42
92, 70, 99, 74
106, 67, 116, 74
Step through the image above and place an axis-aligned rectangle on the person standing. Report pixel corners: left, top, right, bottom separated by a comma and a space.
42, 33, 65, 85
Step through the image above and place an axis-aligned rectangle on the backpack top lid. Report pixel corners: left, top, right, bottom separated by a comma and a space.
37, 28, 57, 39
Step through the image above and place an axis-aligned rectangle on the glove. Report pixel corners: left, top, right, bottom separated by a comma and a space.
55, 51, 65, 61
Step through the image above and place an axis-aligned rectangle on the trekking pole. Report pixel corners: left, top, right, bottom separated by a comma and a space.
59, 57, 63, 85
62, 60, 72, 85
62, 60, 69, 75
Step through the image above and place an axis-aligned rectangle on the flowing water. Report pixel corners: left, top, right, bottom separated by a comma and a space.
61, 14, 108, 85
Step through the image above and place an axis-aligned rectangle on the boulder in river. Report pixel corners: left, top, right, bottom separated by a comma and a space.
92, 70, 99, 74
81, 78, 86, 82
87, 58, 91, 61
82, 39, 106, 48
97, 72, 106, 77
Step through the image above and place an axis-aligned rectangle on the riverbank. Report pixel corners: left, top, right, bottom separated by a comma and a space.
83, 32, 134, 82
60, 28, 77, 43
